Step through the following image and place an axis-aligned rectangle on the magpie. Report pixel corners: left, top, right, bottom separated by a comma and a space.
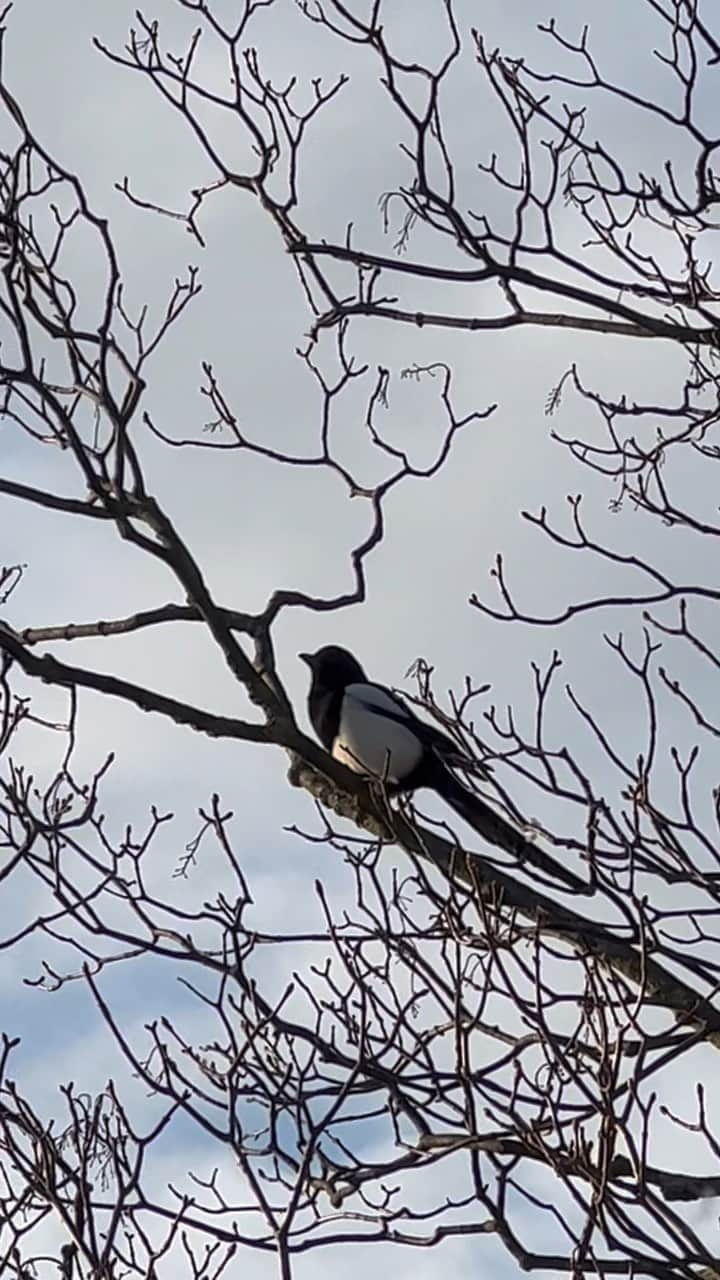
300, 645, 586, 894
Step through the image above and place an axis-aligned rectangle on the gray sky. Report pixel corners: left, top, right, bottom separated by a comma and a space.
1, 0, 719, 1274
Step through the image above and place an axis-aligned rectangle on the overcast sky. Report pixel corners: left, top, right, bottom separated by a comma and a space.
1, 1, 719, 1275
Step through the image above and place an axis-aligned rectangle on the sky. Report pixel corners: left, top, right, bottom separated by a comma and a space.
1, 0, 720, 1276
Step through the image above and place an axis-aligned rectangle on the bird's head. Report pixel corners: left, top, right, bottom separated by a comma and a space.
299, 645, 367, 690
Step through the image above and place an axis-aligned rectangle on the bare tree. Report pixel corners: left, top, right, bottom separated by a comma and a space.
1, 1, 720, 1277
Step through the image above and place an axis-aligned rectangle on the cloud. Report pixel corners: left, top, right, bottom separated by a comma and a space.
2, 0, 720, 1272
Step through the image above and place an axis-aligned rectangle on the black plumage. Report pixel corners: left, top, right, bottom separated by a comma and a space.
300, 644, 586, 894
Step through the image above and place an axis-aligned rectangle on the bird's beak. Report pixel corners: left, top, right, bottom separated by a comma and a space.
298, 651, 314, 668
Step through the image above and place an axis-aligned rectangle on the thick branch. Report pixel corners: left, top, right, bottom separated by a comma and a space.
290, 760, 720, 1048
0, 624, 269, 744
291, 241, 719, 345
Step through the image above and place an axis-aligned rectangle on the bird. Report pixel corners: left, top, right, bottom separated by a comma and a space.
299, 644, 586, 894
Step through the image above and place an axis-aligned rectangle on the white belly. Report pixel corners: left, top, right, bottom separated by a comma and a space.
332, 684, 423, 783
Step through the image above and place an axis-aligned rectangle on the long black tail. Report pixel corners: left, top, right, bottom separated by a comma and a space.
432, 764, 588, 895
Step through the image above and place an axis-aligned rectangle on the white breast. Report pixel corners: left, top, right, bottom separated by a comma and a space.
332, 683, 423, 783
